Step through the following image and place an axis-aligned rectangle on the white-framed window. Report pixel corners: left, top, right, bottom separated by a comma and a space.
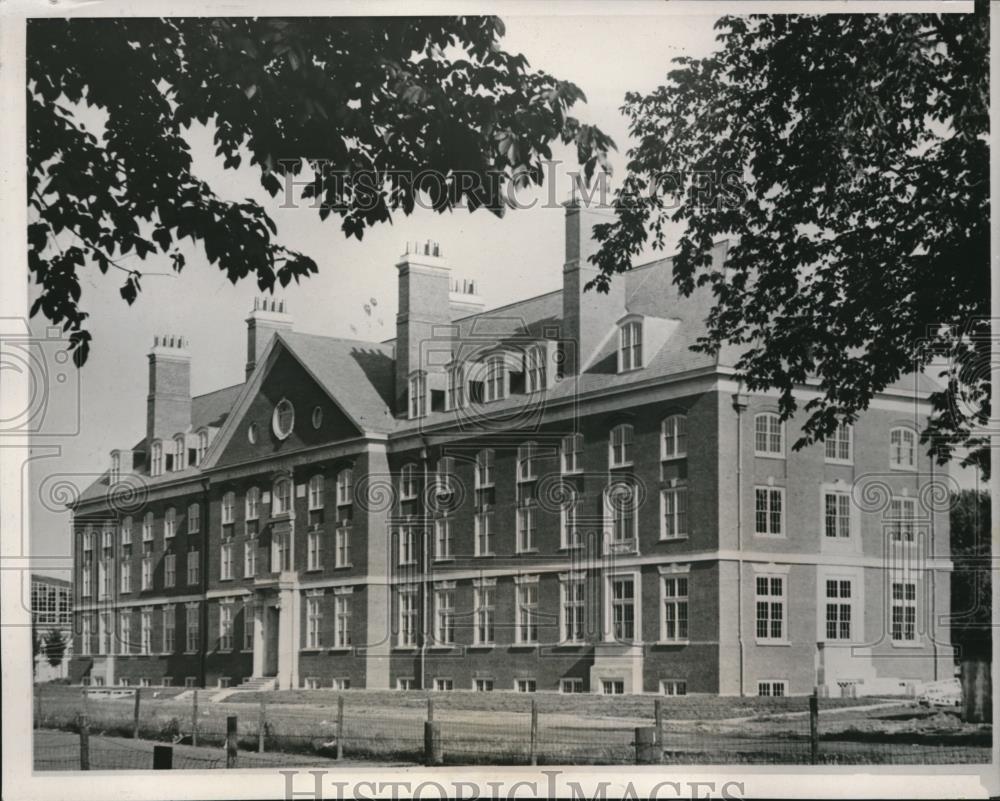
187, 549, 200, 584
164, 553, 175, 587
120, 558, 132, 593
610, 576, 636, 642
397, 678, 416, 691
475, 449, 494, 488
516, 506, 536, 553
758, 680, 787, 697
408, 371, 427, 419
755, 575, 786, 642
110, 451, 121, 483
220, 541, 234, 579
140, 609, 152, 654
485, 355, 506, 402
245, 487, 260, 523
517, 442, 538, 482
197, 430, 209, 464
608, 423, 634, 467
434, 678, 454, 692
273, 477, 293, 514
825, 579, 853, 641
80, 614, 93, 656
163, 606, 176, 652
219, 605, 233, 651
334, 594, 352, 648
434, 587, 455, 645
141, 555, 152, 590
561, 433, 583, 474
889, 427, 917, 470
660, 680, 687, 696
516, 579, 539, 644
515, 679, 537, 693
474, 583, 495, 645
888, 497, 917, 542
308, 474, 325, 511
434, 457, 454, 496
754, 487, 784, 536
474, 678, 495, 692
606, 482, 638, 551
400, 464, 417, 500
619, 320, 643, 371
150, 441, 163, 477
120, 516, 132, 546
661, 575, 689, 642
82, 568, 93, 598
335, 523, 351, 567
447, 363, 465, 410
561, 488, 580, 548
221, 492, 235, 526
306, 597, 322, 649
398, 587, 418, 647
244, 539, 256, 578
307, 530, 322, 571
434, 516, 452, 560
561, 678, 584, 694
561, 576, 585, 643
173, 435, 185, 471
97, 558, 110, 598
303, 677, 320, 690
399, 520, 417, 565
661, 415, 687, 459
660, 486, 688, 540
119, 610, 132, 653
475, 510, 494, 556
188, 503, 201, 534
143, 512, 154, 541
891, 581, 917, 642
164, 507, 176, 539
754, 413, 784, 457
273, 398, 295, 440
602, 679, 625, 695
825, 423, 853, 463
526, 345, 546, 393
824, 490, 851, 538
185, 604, 200, 652
336, 469, 353, 506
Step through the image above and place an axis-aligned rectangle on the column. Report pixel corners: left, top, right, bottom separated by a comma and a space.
252, 602, 265, 677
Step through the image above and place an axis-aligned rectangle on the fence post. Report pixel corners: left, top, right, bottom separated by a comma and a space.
635, 727, 658, 764
153, 745, 173, 769
258, 700, 266, 753
809, 691, 819, 765
192, 690, 199, 747
226, 715, 238, 768
79, 713, 90, 770
424, 720, 442, 767
336, 696, 344, 761
529, 699, 538, 766
427, 696, 434, 722
133, 687, 142, 739
654, 699, 663, 745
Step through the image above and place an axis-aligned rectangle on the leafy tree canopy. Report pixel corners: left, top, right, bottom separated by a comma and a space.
589, 9, 988, 474
27, 17, 613, 365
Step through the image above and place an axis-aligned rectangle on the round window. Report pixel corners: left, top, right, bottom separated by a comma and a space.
312, 406, 323, 429
272, 398, 295, 440
247, 422, 259, 445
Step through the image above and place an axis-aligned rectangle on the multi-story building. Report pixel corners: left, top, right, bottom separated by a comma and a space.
67, 203, 954, 696
32, 573, 73, 681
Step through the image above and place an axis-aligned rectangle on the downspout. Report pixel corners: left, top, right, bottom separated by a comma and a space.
419, 441, 430, 691
732, 390, 748, 697
200, 478, 210, 688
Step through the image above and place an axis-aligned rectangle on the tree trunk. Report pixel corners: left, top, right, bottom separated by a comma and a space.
960, 657, 992, 723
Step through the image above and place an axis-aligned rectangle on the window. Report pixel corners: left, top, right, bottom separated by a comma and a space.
164, 507, 176, 539
824, 491, 851, 538
606, 482, 637, 550
399, 521, 417, 565
311, 406, 323, 429
475, 510, 494, 556
98, 558, 111, 599
526, 345, 546, 393
611, 577, 636, 641
245, 487, 260, 525
561, 678, 584, 694
173, 436, 185, 472
825, 580, 852, 640
661, 487, 688, 540
474, 583, 495, 645
99, 611, 111, 654
754, 487, 784, 536
120, 516, 132, 546
434, 678, 454, 692
485, 355, 505, 401
164, 553, 175, 587
561, 489, 580, 548
306, 597, 322, 649
447, 363, 465, 410
758, 681, 787, 697
161, 677, 173, 687
243, 604, 254, 650
662, 576, 689, 641
118, 556, 130, 593
561, 433, 582, 474
221, 492, 235, 526
143, 512, 154, 541
619, 320, 643, 371
434, 457, 454, 497
400, 464, 417, 500
273, 478, 292, 515
516, 580, 539, 644
602, 679, 625, 695
220, 541, 234, 579
661, 415, 687, 459
515, 679, 537, 693
247, 422, 259, 445
398, 588, 418, 647
434, 588, 455, 645
110, 451, 121, 483
562, 577, 585, 643
335, 523, 351, 567
274, 531, 291, 572
891, 581, 917, 642
187, 550, 200, 585
889, 427, 916, 470
516, 507, 536, 553
197, 430, 209, 464
163, 607, 176, 652
219, 605, 233, 651
184, 677, 197, 688
755, 575, 786, 641
80, 615, 92, 656
408, 372, 426, 419
119, 611, 132, 653
188, 503, 201, 534
186, 604, 200, 652
608, 424, 634, 467
334, 595, 351, 647
825, 424, 853, 463
273, 398, 295, 439
754, 413, 784, 457
150, 442, 163, 477
307, 530, 322, 571
435, 517, 452, 560
516, 442, 537, 482
336, 469, 353, 506
244, 540, 256, 578
474, 678, 495, 692
888, 497, 916, 542
661, 680, 687, 696
475, 449, 495, 488
308, 475, 325, 513
397, 678, 416, 691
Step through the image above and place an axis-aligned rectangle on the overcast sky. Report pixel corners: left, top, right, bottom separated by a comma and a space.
25, 12, 983, 577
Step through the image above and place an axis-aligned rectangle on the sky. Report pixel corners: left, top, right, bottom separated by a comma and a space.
24, 12, 985, 577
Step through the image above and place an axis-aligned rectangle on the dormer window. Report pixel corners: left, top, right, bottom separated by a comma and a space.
173, 435, 186, 472
485, 355, 506, 402
150, 441, 163, 477
408, 372, 427, 419
197, 430, 209, 464
618, 319, 643, 372
447, 363, 465, 411
526, 345, 547, 393
110, 451, 121, 483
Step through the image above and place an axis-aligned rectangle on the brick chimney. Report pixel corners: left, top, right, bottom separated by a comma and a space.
246, 297, 293, 378
561, 199, 625, 375
395, 240, 452, 414
449, 277, 485, 319
146, 335, 192, 446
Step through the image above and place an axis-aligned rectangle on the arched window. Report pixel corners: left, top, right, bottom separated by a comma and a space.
197, 430, 209, 464
661, 415, 687, 459
400, 464, 417, 500
173, 435, 186, 471
889, 427, 917, 470
308, 475, 325, 510
273, 398, 295, 440
754, 413, 784, 457
164, 507, 176, 538
272, 477, 293, 515
336, 469, 353, 506
619, 320, 643, 371
609, 424, 634, 468
150, 441, 163, 477
485, 355, 506, 402
110, 451, 121, 483
526, 345, 547, 393
475, 449, 495, 488
408, 372, 427, 419
447, 363, 465, 410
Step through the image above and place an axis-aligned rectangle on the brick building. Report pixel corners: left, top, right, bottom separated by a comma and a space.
67, 203, 954, 696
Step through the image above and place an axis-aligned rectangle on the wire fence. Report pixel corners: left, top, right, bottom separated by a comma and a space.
33, 685, 992, 769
